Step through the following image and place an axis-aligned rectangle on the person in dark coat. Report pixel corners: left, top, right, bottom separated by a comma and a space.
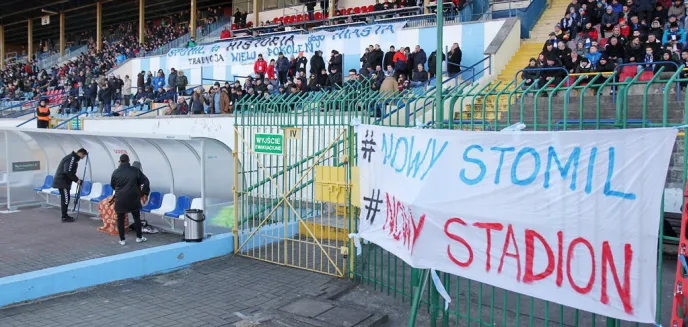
109, 154, 150, 245
428, 50, 444, 78
52, 148, 88, 222
98, 83, 113, 114
412, 45, 427, 72
447, 43, 462, 76
137, 71, 145, 89
309, 51, 326, 76
369, 45, 384, 70
383, 46, 396, 72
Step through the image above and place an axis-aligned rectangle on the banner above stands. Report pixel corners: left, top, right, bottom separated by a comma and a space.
166, 22, 407, 70
356, 124, 677, 323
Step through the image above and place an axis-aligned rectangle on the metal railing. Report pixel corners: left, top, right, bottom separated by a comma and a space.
139, 17, 230, 58
37, 44, 89, 70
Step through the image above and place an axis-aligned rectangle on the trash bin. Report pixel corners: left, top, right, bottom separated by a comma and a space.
183, 209, 205, 242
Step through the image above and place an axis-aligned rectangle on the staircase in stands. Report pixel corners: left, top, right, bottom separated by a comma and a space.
460, 0, 570, 130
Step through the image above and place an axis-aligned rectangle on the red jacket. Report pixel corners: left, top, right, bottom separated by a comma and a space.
254, 59, 268, 74
220, 30, 231, 39
393, 51, 407, 63
267, 64, 276, 80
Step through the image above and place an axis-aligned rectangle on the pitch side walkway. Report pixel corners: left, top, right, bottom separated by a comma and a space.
0, 207, 179, 278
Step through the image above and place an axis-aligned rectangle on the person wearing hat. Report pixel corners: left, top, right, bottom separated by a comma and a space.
662, 21, 686, 49
36, 99, 51, 129
521, 58, 540, 90
602, 6, 620, 36
52, 148, 88, 222
109, 154, 150, 246
539, 55, 565, 88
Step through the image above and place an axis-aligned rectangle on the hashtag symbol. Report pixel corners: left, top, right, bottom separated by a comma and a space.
361, 130, 376, 163
363, 189, 383, 224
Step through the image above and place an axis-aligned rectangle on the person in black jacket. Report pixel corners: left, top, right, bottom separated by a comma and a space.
98, 83, 113, 114
52, 148, 88, 222
428, 50, 444, 78
110, 154, 150, 246
447, 43, 462, 76
309, 51, 326, 76
369, 44, 384, 70
383, 46, 396, 72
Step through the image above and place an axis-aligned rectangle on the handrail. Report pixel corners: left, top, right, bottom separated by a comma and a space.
513, 66, 571, 87
53, 111, 89, 129
135, 104, 171, 116
15, 104, 61, 127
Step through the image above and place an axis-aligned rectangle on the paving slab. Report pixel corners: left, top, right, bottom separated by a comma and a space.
0, 207, 179, 277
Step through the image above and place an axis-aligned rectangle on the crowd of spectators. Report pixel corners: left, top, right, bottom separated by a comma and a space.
158, 42, 461, 116
0, 6, 227, 104
522, 0, 688, 89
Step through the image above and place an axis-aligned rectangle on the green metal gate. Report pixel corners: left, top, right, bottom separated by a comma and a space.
234, 73, 687, 326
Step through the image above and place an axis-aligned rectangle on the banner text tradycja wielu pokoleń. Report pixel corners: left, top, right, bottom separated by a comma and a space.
356, 124, 677, 323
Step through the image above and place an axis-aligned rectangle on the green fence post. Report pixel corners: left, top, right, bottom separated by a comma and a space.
408, 269, 430, 327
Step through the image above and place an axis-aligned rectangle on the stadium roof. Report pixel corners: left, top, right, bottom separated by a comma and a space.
1, 0, 226, 44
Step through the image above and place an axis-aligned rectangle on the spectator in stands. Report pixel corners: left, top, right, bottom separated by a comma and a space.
625, 36, 645, 62
254, 54, 268, 80
663, 22, 686, 50
190, 88, 206, 114
265, 59, 276, 82
361, 48, 371, 70
384, 46, 396, 72
647, 33, 663, 53
137, 71, 145, 90
580, 22, 599, 46
410, 64, 429, 87
276, 52, 290, 85
153, 71, 165, 91
565, 0, 579, 16
177, 96, 189, 115
561, 12, 576, 36
295, 52, 308, 75
411, 45, 427, 72
328, 50, 343, 76
234, 8, 242, 27
168, 68, 178, 96
652, 3, 668, 25
603, 6, 620, 36
556, 42, 572, 66
605, 36, 626, 64
539, 56, 565, 88
586, 45, 602, 67
447, 43, 462, 76
98, 83, 113, 115
428, 50, 443, 78
310, 51, 325, 77
521, 58, 540, 89
307, 0, 317, 21
369, 45, 384, 70
655, 51, 678, 72
220, 26, 231, 39
177, 71, 188, 95
328, 67, 343, 88
392, 48, 408, 79
543, 42, 556, 58
575, 57, 595, 81
643, 45, 658, 69
146, 71, 153, 87
187, 37, 197, 48
123, 75, 132, 106
596, 55, 615, 72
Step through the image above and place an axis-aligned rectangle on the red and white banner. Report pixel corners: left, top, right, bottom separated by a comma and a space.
356, 124, 677, 323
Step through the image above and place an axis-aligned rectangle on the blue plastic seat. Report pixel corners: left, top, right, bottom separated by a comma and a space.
90, 184, 113, 203
33, 175, 53, 191
164, 196, 191, 218
79, 181, 92, 196
141, 192, 162, 213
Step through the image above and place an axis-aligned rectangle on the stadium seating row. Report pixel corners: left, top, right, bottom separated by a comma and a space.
33, 175, 199, 220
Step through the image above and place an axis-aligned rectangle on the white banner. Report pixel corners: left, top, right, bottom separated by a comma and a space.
356, 124, 677, 323
166, 22, 407, 70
